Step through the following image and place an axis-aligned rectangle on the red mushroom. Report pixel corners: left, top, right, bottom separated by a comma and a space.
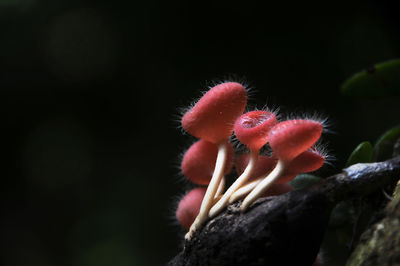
230, 147, 325, 203
181, 140, 235, 185
228, 154, 277, 203
209, 110, 277, 218
277, 147, 326, 184
241, 119, 323, 210
176, 187, 207, 230
181, 82, 247, 143
235, 154, 278, 183
181, 82, 247, 239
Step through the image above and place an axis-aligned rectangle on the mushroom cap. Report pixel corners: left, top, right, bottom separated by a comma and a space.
181, 82, 247, 143
234, 110, 277, 151
275, 173, 298, 184
181, 140, 235, 185
268, 119, 323, 161
286, 148, 325, 174
176, 187, 206, 230
275, 148, 325, 184
235, 154, 277, 183
262, 183, 294, 197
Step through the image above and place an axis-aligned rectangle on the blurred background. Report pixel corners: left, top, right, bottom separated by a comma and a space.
1, 0, 400, 265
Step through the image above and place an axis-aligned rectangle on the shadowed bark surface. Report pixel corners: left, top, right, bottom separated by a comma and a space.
346, 180, 400, 266
168, 156, 400, 266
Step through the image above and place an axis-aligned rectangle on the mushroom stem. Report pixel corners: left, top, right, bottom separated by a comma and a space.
215, 176, 226, 199
229, 178, 262, 204
212, 177, 226, 204
209, 150, 259, 218
241, 160, 286, 211
185, 141, 229, 240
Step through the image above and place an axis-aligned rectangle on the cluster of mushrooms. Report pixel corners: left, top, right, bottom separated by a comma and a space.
175, 82, 327, 240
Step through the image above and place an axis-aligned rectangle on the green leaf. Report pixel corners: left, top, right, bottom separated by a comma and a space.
374, 125, 400, 160
345, 141, 374, 167
341, 59, 400, 98
289, 174, 322, 190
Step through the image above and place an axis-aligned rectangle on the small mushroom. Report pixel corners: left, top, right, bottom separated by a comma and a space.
181, 82, 247, 239
209, 110, 277, 218
176, 187, 207, 230
230, 147, 326, 202
241, 119, 323, 211
181, 139, 235, 186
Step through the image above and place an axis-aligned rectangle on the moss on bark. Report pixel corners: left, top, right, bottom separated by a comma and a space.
347, 180, 400, 265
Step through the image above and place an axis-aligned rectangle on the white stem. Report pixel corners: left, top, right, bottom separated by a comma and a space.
241, 160, 286, 211
185, 141, 228, 240
212, 178, 225, 204
229, 178, 262, 204
215, 176, 225, 199
209, 150, 259, 218
213, 194, 222, 204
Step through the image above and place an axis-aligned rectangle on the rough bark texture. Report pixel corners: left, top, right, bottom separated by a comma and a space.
346, 180, 400, 265
168, 157, 400, 266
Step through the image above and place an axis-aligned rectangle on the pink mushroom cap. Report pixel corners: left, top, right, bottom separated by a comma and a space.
176, 187, 206, 230
234, 110, 278, 151
268, 119, 323, 161
275, 148, 325, 184
181, 82, 247, 143
181, 140, 235, 185
286, 148, 325, 174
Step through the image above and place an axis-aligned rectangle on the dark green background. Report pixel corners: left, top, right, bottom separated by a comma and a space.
1, 0, 400, 265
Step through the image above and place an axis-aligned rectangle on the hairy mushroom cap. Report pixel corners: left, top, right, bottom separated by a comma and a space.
235, 154, 277, 182
234, 110, 277, 151
275, 148, 325, 184
286, 148, 325, 174
181, 82, 247, 143
181, 140, 235, 185
268, 119, 323, 161
176, 187, 206, 230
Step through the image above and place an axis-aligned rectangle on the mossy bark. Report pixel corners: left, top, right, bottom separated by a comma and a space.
346, 180, 400, 265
